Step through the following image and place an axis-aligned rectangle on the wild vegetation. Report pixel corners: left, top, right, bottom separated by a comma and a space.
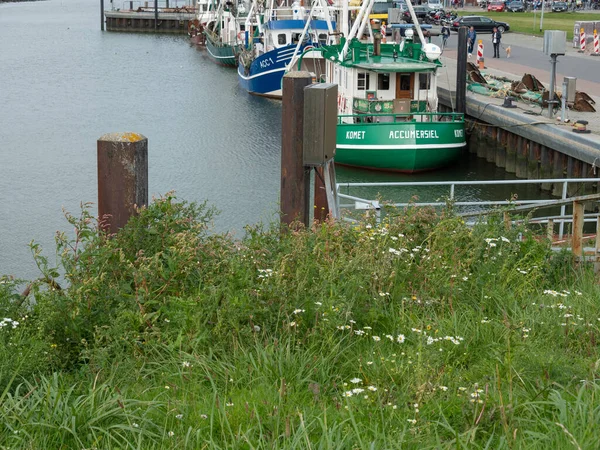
1, 194, 599, 449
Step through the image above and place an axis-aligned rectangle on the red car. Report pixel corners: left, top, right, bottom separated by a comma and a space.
488, 1, 506, 11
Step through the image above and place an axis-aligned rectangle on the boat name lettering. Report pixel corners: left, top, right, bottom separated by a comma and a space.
388, 130, 439, 139
454, 129, 464, 138
346, 131, 366, 140
259, 58, 275, 69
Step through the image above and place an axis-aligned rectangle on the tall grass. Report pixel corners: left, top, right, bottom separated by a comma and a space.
1, 196, 599, 448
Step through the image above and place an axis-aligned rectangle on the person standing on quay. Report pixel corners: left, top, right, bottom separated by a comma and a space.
491, 26, 502, 58
467, 26, 476, 58
441, 23, 450, 48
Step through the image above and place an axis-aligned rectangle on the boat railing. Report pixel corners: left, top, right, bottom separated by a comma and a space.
335, 178, 600, 240
337, 112, 464, 124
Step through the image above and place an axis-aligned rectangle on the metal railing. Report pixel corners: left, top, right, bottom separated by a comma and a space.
335, 178, 600, 239
337, 112, 464, 123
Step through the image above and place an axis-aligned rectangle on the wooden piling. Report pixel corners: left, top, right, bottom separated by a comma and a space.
527, 141, 540, 179
515, 136, 527, 178
495, 128, 506, 168
280, 72, 312, 228
314, 167, 328, 222
505, 132, 516, 173
100, 0, 105, 31
486, 127, 496, 163
97, 132, 148, 234
154, 0, 158, 30
552, 152, 566, 197
456, 27, 468, 115
540, 146, 552, 191
547, 219, 554, 241
572, 200, 584, 259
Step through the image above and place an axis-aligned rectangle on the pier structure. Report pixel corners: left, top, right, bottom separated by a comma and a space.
104, 1, 198, 33
438, 54, 600, 204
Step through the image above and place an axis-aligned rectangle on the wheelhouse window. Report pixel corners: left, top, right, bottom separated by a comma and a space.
419, 73, 430, 90
357, 73, 370, 90
278, 34, 287, 45
378, 73, 390, 90
318, 33, 327, 45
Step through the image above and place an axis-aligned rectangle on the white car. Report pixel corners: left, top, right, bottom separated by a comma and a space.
427, 0, 442, 9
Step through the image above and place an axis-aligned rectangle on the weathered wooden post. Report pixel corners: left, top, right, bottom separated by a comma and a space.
281, 72, 313, 227
314, 167, 328, 222
572, 200, 584, 259
97, 132, 148, 234
456, 26, 468, 115
304, 83, 338, 222
547, 219, 554, 241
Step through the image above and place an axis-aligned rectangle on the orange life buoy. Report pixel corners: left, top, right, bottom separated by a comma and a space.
237, 31, 244, 41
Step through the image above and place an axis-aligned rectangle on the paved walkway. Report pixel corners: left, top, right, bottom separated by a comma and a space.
437, 57, 600, 137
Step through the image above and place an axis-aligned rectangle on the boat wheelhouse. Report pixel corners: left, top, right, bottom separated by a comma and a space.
298, 1, 466, 172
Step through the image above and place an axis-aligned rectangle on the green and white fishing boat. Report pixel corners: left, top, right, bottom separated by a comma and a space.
204, 1, 245, 66
301, 0, 466, 172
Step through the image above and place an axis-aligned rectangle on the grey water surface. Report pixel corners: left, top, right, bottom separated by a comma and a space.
0, 0, 543, 279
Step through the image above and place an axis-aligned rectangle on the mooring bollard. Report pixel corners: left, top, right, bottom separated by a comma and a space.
280, 72, 313, 228
97, 132, 148, 234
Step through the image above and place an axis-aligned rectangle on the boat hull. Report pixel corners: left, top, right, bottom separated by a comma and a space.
237, 44, 309, 98
205, 34, 239, 66
336, 119, 466, 173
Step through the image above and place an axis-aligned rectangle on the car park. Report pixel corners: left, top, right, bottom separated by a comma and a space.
551, 1, 568, 11
451, 15, 510, 33
402, 5, 430, 23
488, 1, 506, 11
506, 0, 525, 11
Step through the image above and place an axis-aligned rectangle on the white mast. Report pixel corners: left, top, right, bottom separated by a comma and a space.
404, 0, 426, 46
339, 0, 373, 59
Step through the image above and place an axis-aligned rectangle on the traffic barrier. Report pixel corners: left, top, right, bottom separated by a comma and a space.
579, 28, 586, 52
477, 39, 483, 61
593, 29, 599, 56
382, 23, 386, 43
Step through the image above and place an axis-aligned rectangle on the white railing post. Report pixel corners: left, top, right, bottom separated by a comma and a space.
559, 180, 568, 239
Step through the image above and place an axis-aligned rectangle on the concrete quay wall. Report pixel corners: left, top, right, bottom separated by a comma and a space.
438, 87, 600, 200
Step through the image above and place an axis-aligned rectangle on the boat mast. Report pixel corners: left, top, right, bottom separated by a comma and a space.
341, 0, 348, 38
404, 0, 426, 46
339, 0, 374, 59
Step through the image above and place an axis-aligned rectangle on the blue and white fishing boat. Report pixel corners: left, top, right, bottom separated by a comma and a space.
237, 0, 336, 98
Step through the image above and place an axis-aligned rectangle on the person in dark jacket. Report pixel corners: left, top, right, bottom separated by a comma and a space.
467, 26, 476, 58
491, 26, 502, 58
441, 24, 450, 48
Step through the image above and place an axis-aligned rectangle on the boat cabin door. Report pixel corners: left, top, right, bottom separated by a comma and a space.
395, 73, 413, 99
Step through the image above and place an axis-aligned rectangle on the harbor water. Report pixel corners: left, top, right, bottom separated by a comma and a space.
0, 0, 549, 279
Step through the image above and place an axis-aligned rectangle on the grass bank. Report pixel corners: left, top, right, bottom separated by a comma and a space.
460, 11, 600, 40
1, 195, 599, 448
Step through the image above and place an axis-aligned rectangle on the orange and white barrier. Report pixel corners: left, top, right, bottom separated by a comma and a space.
476, 40, 483, 61
593, 29, 599, 56
579, 28, 586, 52
381, 23, 386, 43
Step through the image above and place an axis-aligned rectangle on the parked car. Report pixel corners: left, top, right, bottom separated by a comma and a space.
506, 0, 525, 11
402, 5, 430, 23
488, 1, 506, 11
369, 0, 394, 26
551, 1, 568, 11
427, 0, 442, 10
451, 15, 510, 33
